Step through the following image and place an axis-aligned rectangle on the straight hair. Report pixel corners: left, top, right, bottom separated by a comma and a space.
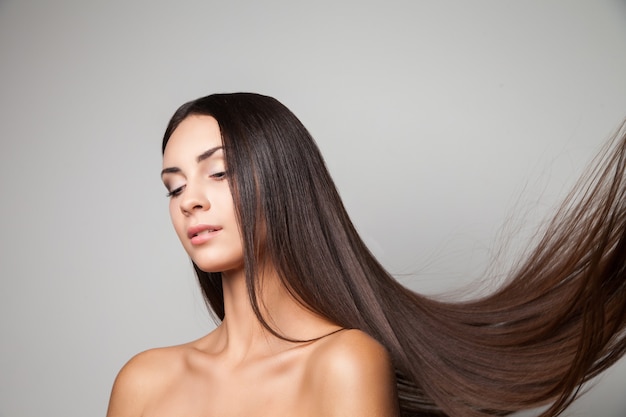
162, 93, 626, 417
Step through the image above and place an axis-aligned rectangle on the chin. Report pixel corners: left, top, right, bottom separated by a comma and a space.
192, 258, 244, 275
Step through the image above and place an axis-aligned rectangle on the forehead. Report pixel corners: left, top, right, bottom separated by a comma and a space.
163, 115, 222, 164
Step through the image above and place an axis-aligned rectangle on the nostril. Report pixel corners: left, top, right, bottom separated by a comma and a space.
179, 190, 210, 213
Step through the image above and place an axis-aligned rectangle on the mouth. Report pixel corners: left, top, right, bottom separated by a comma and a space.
187, 224, 223, 240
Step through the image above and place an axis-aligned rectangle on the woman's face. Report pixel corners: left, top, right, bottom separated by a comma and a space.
161, 115, 244, 274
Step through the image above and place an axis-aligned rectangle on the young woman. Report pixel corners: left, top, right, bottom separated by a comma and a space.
107, 93, 626, 417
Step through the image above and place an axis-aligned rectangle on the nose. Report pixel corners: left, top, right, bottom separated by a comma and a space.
179, 180, 210, 215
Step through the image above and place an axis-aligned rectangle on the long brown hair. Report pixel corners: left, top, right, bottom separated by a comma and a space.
162, 93, 626, 417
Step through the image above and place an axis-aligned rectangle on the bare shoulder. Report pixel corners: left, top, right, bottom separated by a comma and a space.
305, 329, 399, 417
106, 345, 189, 417
308, 328, 391, 374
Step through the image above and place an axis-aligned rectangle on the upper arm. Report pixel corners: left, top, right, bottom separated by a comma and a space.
106, 349, 171, 417
308, 330, 400, 417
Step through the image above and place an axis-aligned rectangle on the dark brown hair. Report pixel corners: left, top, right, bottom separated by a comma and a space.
162, 93, 626, 417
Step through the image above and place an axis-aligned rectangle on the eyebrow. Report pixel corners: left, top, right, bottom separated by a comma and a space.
161, 146, 223, 177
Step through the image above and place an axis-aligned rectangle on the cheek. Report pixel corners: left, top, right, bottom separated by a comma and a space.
168, 201, 177, 225
169, 202, 186, 237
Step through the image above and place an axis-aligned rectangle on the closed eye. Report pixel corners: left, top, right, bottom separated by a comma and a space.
166, 185, 185, 198
210, 171, 227, 180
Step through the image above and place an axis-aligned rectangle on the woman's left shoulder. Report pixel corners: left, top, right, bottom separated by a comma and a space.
309, 328, 391, 367
305, 329, 399, 416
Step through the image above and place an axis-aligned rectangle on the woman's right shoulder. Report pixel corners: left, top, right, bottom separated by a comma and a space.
105, 344, 189, 417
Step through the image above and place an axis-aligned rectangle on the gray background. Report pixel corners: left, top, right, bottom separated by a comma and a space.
1, 1, 626, 416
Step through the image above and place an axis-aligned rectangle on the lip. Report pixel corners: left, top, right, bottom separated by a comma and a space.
187, 224, 222, 245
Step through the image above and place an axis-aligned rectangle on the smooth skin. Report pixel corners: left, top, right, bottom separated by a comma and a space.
106, 115, 399, 417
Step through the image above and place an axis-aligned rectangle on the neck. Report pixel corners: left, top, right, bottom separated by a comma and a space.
214, 265, 340, 360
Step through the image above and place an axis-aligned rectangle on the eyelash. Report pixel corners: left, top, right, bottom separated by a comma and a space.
165, 171, 228, 198
166, 185, 185, 198
211, 171, 227, 180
